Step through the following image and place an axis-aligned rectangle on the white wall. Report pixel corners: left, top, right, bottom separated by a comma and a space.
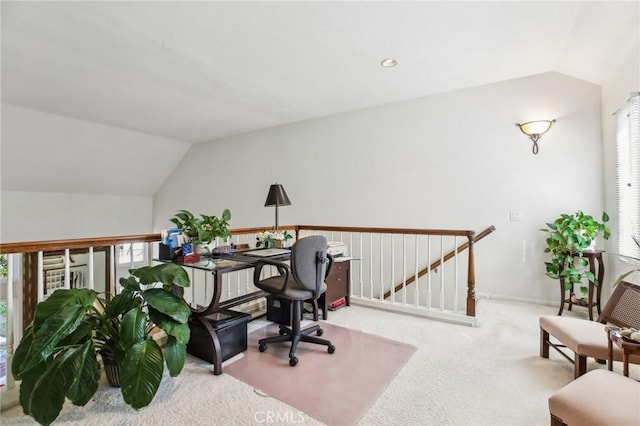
154, 72, 604, 303
0, 190, 152, 242
0, 104, 191, 243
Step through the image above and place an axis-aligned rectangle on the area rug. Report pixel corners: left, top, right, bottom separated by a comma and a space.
224, 322, 417, 426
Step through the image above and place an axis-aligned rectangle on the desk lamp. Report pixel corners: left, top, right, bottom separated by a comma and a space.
264, 183, 291, 230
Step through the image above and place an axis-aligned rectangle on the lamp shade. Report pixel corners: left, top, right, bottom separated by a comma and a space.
517, 120, 555, 137
264, 184, 291, 207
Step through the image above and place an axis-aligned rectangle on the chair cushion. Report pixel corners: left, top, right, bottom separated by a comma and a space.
549, 369, 640, 426
257, 275, 326, 301
540, 315, 640, 363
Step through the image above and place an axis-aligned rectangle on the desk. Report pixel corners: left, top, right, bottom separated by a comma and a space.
607, 327, 640, 377
317, 257, 351, 320
159, 250, 290, 375
557, 250, 604, 321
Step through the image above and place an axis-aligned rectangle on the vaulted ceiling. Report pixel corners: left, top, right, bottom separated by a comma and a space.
3, 1, 638, 144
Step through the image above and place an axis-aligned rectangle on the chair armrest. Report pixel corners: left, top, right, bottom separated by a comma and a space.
325, 253, 334, 280
253, 259, 291, 295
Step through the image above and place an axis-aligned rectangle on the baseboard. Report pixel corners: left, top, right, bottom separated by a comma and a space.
475, 292, 559, 308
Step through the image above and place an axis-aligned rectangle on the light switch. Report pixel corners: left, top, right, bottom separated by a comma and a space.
509, 210, 523, 221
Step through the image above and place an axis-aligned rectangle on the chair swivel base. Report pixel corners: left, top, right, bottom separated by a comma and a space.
258, 301, 335, 366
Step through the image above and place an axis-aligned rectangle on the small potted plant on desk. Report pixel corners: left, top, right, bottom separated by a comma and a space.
170, 208, 232, 253
11, 263, 191, 426
541, 211, 610, 302
256, 230, 293, 248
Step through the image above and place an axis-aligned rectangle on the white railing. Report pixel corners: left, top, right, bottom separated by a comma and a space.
0, 224, 493, 406
298, 225, 495, 327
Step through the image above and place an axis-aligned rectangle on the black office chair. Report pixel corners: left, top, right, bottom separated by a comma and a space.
253, 235, 335, 366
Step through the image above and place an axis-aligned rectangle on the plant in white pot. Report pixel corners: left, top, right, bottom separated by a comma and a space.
170, 209, 231, 253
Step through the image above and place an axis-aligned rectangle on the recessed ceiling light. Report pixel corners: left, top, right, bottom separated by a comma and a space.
380, 58, 398, 68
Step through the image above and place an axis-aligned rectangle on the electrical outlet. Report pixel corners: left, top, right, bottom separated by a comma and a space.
509, 210, 523, 221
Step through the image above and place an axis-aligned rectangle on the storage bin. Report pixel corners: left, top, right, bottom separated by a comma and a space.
187, 310, 251, 363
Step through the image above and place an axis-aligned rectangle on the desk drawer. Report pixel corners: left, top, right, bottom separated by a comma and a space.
325, 262, 349, 305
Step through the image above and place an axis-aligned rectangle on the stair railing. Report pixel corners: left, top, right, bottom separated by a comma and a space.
296, 225, 495, 326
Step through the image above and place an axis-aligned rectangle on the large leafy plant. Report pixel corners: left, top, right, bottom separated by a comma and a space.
12, 263, 191, 426
541, 211, 610, 294
170, 208, 232, 245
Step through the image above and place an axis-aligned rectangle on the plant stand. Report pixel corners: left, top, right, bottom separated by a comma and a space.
557, 250, 604, 321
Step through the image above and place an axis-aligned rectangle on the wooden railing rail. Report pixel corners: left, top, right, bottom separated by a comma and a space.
0, 234, 161, 254
296, 225, 474, 237
0, 225, 300, 254
383, 225, 496, 300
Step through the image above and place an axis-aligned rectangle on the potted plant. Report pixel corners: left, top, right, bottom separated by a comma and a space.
11, 263, 191, 426
541, 211, 610, 295
170, 209, 232, 251
256, 230, 293, 248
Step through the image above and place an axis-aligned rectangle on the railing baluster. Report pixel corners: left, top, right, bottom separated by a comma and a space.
440, 236, 445, 310
369, 233, 373, 300
109, 245, 116, 295
454, 236, 459, 312
6, 253, 16, 390
37, 251, 44, 302
88, 247, 95, 290
64, 249, 71, 289
402, 235, 407, 305
379, 234, 384, 301
415, 235, 419, 307
427, 235, 432, 309
349, 233, 353, 299
390, 234, 395, 304
359, 233, 363, 299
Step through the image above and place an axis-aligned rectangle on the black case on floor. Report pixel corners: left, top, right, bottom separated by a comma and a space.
266, 296, 303, 326
187, 310, 251, 363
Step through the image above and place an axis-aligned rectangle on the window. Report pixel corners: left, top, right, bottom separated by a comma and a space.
615, 92, 640, 258
118, 242, 146, 265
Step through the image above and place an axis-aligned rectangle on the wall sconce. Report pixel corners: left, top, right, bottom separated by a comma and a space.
515, 119, 556, 154
264, 183, 291, 230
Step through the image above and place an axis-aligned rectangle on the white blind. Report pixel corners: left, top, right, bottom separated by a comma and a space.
615, 92, 640, 258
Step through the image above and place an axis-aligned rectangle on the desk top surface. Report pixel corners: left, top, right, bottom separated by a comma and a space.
155, 248, 291, 272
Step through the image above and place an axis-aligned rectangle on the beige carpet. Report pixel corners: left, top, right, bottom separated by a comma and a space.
225, 322, 417, 426
3, 299, 639, 425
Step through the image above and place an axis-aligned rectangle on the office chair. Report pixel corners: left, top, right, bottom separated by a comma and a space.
253, 235, 336, 366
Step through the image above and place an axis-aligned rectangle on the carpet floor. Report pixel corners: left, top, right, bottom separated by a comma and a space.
2, 298, 638, 425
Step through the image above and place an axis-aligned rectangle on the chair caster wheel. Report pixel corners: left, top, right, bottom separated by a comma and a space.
316, 328, 324, 336
259, 344, 267, 352
279, 329, 287, 336
328, 345, 336, 354
289, 356, 298, 366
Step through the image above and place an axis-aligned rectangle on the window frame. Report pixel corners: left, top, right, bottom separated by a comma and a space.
117, 242, 147, 266
614, 92, 640, 259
